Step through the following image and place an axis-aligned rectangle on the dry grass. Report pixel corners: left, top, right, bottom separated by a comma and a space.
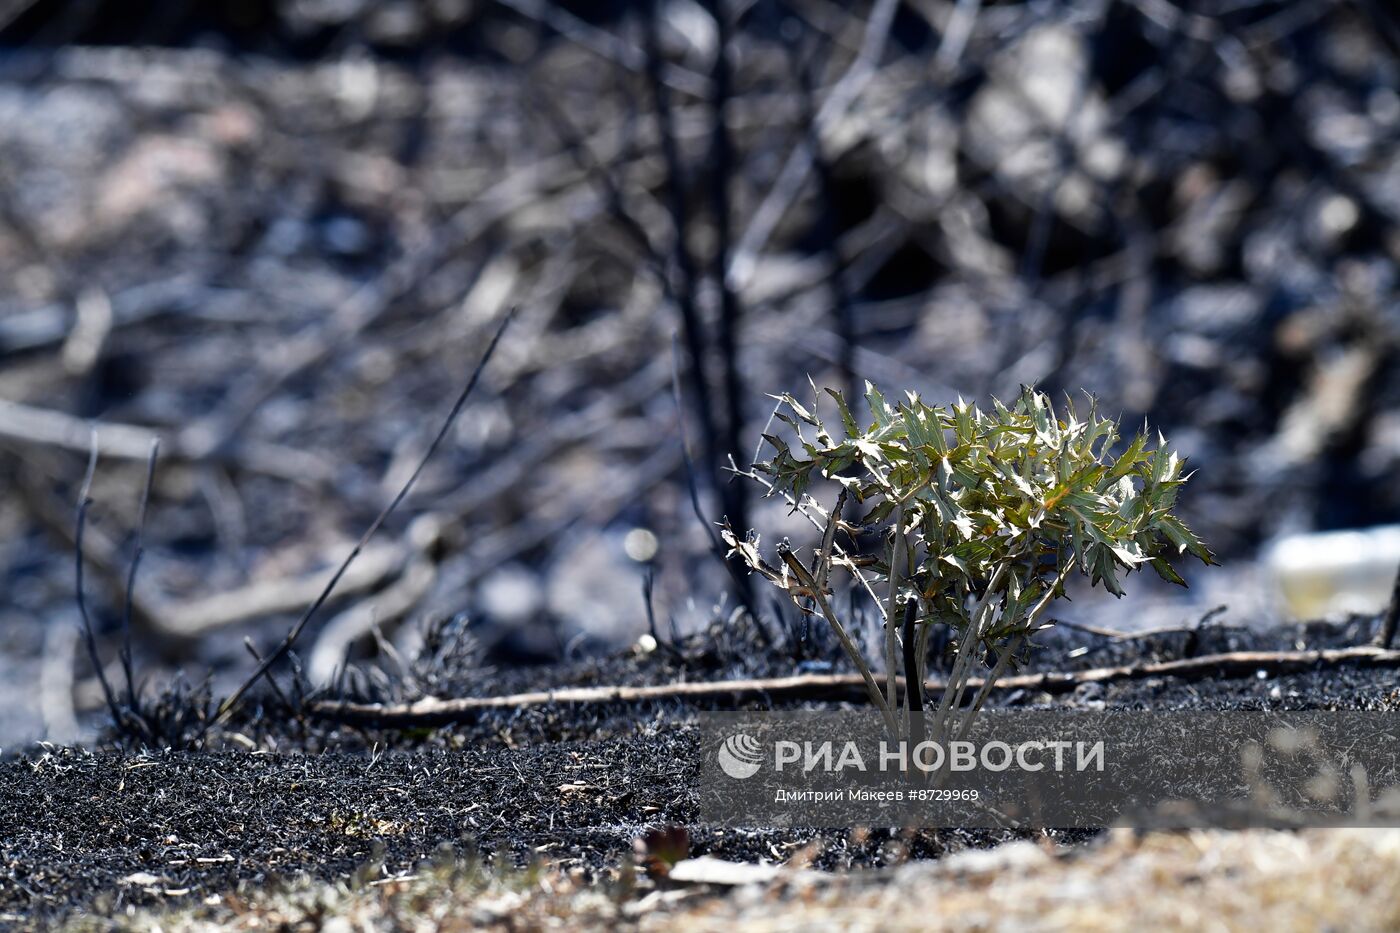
674, 829, 1400, 932
91, 828, 1400, 932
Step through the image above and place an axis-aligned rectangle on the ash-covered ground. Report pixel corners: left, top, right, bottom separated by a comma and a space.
5, 613, 1398, 924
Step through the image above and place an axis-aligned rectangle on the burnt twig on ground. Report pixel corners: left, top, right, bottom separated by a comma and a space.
305, 644, 1400, 727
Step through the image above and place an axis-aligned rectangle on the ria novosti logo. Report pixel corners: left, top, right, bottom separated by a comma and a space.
715, 732, 1107, 779
717, 733, 763, 779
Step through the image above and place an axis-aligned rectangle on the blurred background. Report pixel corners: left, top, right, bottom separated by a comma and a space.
0, 0, 1398, 746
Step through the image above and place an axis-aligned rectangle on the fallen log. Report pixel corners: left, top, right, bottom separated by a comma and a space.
304, 645, 1400, 728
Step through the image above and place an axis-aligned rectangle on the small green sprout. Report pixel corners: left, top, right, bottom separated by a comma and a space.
725, 383, 1214, 738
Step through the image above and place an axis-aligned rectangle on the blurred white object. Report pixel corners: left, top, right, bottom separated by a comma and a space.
1265, 526, 1400, 619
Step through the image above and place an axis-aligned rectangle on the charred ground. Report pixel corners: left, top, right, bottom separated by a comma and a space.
4, 613, 1398, 924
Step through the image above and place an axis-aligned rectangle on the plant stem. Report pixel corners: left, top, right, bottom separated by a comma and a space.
955, 564, 1073, 739
914, 614, 934, 702
901, 600, 926, 746
778, 544, 897, 734
955, 634, 1022, 741
885, 503, 906, 725
931, 562, 1009, 741
813, 488, 846, 597
736, 465, 887, 609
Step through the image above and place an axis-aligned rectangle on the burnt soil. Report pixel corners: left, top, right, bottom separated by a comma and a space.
4, 615, 1400, 925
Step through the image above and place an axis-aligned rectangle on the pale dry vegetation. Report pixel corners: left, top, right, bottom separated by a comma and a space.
99, 829, 1400, 933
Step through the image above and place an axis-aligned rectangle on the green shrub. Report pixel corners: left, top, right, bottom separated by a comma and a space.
725, 384, 1214, 737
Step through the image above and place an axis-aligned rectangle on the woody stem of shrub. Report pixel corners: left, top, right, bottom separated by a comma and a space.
885, 503, 906, 730
779, 543, 897, 733
914, 601, 940, 706
930, 562, 1010, 743
901, 600, 926, 747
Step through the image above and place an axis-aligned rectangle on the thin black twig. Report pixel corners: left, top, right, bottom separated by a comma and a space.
243, 637, 304, 729
641, 566, 684, 661
642, 565, 660, 643
120, 438, 159, 710
642, 0, 725, 507
669, 336, 729, 562
75, 430, 123, 732
1378, 568, 1400, 648
701, 0, 752, 561
670, 336, 769, 645
211, 307, 517, 729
